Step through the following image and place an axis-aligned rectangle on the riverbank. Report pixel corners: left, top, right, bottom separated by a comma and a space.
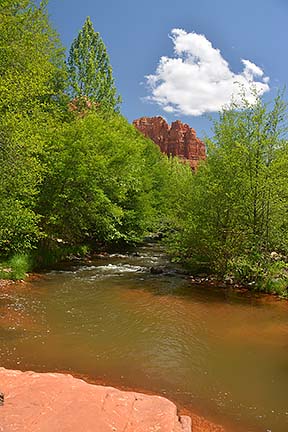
1, 237, 287, 301
187, 274, 288, 302
0, 274, 42, 290
0, 279, 16, 289
1, 249, 288, 303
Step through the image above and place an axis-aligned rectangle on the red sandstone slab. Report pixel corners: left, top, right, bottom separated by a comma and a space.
0, 368, 191, 432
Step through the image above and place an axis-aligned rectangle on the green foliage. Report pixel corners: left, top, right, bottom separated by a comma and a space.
0, 200, 41, 255
33, 241, 92, 268
67, 17, 121, 112
38, 112, 164, 248
0, 254, 31, 280
226, 255, 288, 296
0, 0, 66, 261
0, 0, 66, 115
165, 93, 288, 294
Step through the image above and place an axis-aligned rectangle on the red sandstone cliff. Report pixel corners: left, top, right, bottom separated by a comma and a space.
133, 117, 206, 169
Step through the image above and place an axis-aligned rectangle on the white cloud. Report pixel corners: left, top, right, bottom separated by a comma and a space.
145, 29, 270, 116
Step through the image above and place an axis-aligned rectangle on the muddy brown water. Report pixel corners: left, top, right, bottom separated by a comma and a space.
0, 243, 287, 432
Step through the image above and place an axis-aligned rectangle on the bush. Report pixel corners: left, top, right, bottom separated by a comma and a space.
261, 260, 288, 296
0, 254, 31, 280
226, 254, 288, 296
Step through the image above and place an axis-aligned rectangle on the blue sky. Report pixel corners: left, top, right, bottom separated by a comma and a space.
48, 0, 287, 137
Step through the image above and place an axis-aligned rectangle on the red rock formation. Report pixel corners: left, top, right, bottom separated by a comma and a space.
133, 117, 206, 170
0, 368, 191, 432
68, 96, 100, 117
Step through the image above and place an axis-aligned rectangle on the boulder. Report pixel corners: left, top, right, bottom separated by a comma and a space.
0, 368, 191, 432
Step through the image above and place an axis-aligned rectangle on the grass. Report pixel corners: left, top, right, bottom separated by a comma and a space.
0, 254, 30, 281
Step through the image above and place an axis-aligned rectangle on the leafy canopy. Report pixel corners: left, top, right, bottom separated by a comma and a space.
0, 0, 66, 255
164, 92, 288, 293
67, 17, 121, 112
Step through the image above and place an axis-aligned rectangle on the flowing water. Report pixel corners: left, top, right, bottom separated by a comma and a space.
0, 243, 287, 431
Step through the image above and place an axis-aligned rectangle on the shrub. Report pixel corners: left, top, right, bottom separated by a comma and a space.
0, 254, 31, 280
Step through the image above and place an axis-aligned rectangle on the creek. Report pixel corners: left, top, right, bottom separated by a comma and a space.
0, 243, 287, 432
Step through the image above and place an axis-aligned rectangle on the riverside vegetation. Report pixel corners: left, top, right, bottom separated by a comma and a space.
0, 0, 288, 297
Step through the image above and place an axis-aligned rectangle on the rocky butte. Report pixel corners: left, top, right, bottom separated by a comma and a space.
133, 116, 206, 170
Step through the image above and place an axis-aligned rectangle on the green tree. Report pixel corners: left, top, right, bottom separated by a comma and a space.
0, 0, 66, 256
0, 0, 66, 115
165, 94, 288, 293
205, 94, 288, 256
67, 17, 121, 112
38, 112, 164, 249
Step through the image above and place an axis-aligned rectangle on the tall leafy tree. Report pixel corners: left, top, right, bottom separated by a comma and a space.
0, 0, 66, 115
67, 17, 121, 112
38, 112, 164, 247
0, 0, 66, 255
